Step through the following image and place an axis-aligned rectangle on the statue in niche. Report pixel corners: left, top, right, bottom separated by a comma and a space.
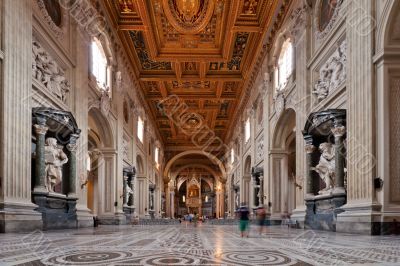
314, 142, 336, 194
149, 193, 154, 210
125, 182, 133, 205
235, 192, 239, 209
44, 138, 68, 193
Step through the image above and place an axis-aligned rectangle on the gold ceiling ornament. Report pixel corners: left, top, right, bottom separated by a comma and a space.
162, 0, 215, 34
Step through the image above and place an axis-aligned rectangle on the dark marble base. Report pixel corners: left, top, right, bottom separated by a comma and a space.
305, 194, 346, 232
32, 192, 77, 230
374, 221, 400, 235
123, 206, 137, 224
98, 214, 126, 225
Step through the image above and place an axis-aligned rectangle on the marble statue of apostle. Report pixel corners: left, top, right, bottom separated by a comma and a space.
125, 182, 133, 205
314, 142, 336, 194
44, 138, 68, 192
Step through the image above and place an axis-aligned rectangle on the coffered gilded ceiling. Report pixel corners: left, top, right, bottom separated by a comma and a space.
105, 0, 288, 153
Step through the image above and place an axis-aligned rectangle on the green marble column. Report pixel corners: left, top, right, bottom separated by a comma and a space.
332, 126, 346, 195
123, 175, 128, 207
67, 133, 80, 197
305, 144, 316, 198
33, 117, 48, 193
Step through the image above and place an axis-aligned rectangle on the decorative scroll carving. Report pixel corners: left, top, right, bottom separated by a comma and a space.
32, 41, 70, 103
123, 136, 129, 160
256, 138, 264, 162
100, 91, 111, 116
274, 91, 285, 115
290, 3, 308, 40
313, 41, 347, 101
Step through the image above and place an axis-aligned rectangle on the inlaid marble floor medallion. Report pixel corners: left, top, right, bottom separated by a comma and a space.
1, 224, 400, 265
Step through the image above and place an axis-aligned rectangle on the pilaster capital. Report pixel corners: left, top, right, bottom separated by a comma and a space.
305, 144, 316, 154
34, 124, 48, 135
332, 126, 346, 138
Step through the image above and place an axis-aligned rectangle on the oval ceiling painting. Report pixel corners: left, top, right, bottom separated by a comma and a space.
162, 0, 215, 34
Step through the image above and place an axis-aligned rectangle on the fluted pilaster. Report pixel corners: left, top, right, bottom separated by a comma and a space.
1, 0, 33, 201
346, 0, 375, 202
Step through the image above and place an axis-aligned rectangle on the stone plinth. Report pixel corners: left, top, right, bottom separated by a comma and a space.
32, 192, 78, 230
305, 193, 346, 231
123, 206, 137, 224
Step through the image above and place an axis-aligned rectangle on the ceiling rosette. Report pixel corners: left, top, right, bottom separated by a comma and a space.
162, 0, 215, 34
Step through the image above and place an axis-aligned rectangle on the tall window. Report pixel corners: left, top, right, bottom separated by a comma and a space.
86, 153, 91, 171
155, 147, 159, 167
91, 39, 109, 91
245, 118, 251, 142
137, 116, 144, 143
231, 148, 235, 164
275, 39, 293, 91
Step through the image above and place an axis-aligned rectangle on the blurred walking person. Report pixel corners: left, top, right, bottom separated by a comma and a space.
238, 203, 250, 238
256, 205, 267, 235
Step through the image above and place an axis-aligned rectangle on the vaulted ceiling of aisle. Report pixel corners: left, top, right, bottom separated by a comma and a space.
105, 0, 291, 156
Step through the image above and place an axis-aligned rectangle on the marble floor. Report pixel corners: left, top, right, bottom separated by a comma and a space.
1, 224, 400, 266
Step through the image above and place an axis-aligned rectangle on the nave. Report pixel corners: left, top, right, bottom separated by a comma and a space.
1, 224, 400, 265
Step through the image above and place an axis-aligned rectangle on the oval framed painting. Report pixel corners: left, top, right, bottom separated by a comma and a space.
319, 0, 339, 31
43, 0, 63, 27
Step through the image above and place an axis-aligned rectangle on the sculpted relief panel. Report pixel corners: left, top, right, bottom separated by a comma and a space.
256, 138, 264, 163
32, 41, 71, 103
313, 41, 347, 101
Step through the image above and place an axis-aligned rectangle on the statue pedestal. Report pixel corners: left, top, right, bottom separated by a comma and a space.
123, 206, 136, 224
32, 192, 77, 230
149, 210, 155, 219
305, 193, 346, 231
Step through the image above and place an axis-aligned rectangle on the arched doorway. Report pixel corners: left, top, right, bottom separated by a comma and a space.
175, 166, 217, 218
376, 0, 400, 229
243, 156, 251, 206
87, 108, 116, 221
270, 108, 297, 220
136, 155, 147, 217
164, 151, 226, 218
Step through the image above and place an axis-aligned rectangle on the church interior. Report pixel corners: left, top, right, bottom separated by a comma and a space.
1, 0, 400, 265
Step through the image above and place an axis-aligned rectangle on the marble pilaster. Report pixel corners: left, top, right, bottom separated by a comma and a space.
0, 0, 43, 233
337, 0, 379, 234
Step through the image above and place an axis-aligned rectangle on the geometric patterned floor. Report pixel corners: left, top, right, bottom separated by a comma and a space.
1, 224, 400, 265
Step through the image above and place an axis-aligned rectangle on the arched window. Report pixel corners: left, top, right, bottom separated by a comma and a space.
231, 148, 235, 163
154, 147, 159, 168
245, 118, 251, 142
137, 116, 144, 143
91, 39, 110, 92
275, 39, 293, 91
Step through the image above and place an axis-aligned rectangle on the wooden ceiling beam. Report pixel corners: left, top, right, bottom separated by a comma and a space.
231, 25, 263, 33
118, 24, 146, 31
146, 95, 237, 100
139, 75, 243, 82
